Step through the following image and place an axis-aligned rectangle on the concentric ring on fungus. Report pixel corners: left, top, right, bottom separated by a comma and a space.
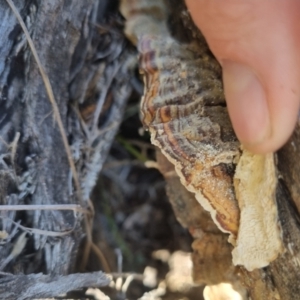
139, 35, 240, 236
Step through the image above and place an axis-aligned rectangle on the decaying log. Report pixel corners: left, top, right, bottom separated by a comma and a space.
121, 0, 300, 299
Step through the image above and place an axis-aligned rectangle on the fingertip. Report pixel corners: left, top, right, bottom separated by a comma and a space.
242, 127, 296, 154
222, 60, 300, 154
233, 89, 299, 154
242, 105, 299, 154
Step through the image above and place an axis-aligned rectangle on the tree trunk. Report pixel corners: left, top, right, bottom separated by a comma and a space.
0, 0, 132, 297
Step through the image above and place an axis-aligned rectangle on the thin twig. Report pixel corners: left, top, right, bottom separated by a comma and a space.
10, 132, 20, 165
0, 216, 78, 237
109, 272, 144, 280
91, 65, 121, 134
103, 159, 145, 170
80, 213, 94, 271
0, 232, 28, 271
121, 274, 135, 294
0, 204, 87, 213
0, 271, 13, 276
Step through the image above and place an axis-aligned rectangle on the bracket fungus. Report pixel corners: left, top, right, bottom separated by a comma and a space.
121, 0, 283, 271
139, 36, 240, 237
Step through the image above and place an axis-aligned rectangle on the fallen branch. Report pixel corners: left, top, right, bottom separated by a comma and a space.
0, 271, 110, 300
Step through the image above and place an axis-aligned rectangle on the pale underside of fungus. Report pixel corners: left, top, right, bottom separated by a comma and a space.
233, 149, 283, 271
120, 0, 283, 271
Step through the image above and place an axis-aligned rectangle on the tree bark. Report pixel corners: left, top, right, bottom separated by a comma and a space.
0, 0, 132, 297
239, 134, 300, 299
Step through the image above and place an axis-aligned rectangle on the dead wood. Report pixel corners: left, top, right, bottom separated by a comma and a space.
0, 0, 132, 298
0, 271, 110, 300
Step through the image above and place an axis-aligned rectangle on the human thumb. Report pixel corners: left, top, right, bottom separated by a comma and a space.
186, 0, 300, 153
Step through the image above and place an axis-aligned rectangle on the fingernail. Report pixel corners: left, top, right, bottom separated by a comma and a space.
222, 60, 271, 147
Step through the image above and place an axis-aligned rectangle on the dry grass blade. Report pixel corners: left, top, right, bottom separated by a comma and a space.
91, 243, 111, 273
